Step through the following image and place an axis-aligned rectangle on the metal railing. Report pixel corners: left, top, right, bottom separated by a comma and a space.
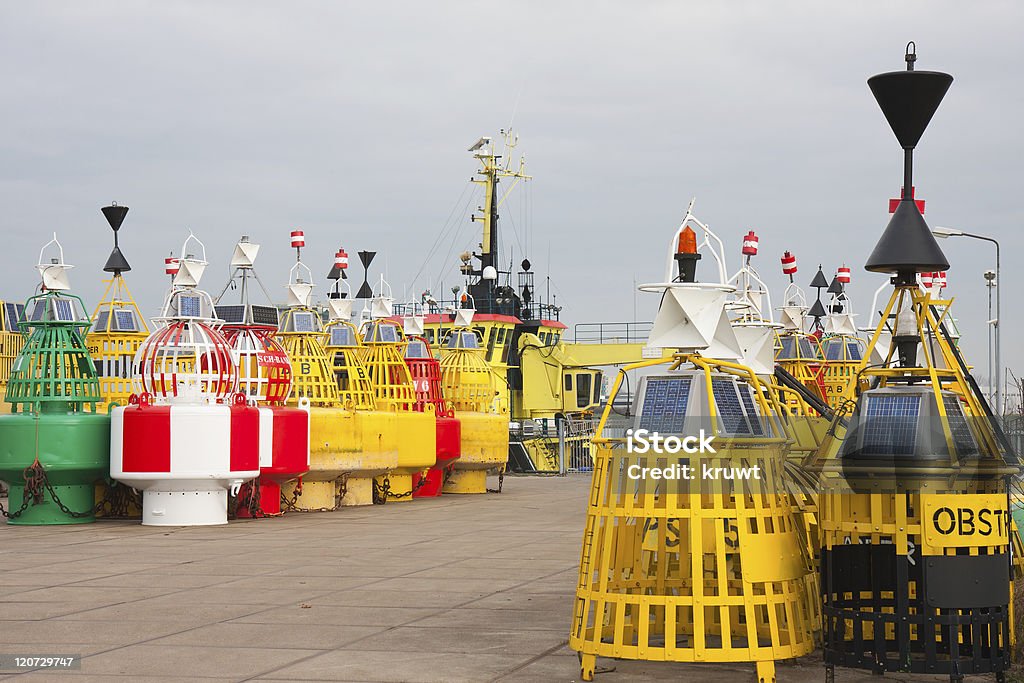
572, 321, 652, 344
559, 415, 601, 473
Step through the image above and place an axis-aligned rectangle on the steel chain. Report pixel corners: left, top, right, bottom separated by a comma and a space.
486, 467, 505, 494
94, 481, 142, 519
382, 472, 431, 501
228, 479, 264, 520
372, 475, 391, 505
37, 462, 106, 519
280, 479, 303, 512
279, 475, 349, 513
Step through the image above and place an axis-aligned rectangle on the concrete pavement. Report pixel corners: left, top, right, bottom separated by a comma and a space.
0, 476, 1001, 682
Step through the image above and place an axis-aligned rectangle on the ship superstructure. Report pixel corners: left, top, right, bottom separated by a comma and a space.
405, 131, 658, 473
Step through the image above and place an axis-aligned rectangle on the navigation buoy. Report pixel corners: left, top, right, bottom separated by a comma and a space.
405, 334, 461, 497
438, 318, 510, 494
361, 318, 436, 502
215, 236, 310, 517
109, 233, 260, 526
0, 235, 110, 525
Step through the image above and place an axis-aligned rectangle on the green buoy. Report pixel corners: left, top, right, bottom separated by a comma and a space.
0, 232, 111, 525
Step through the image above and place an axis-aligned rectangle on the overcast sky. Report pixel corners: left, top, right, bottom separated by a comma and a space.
2, 2, 1021, 396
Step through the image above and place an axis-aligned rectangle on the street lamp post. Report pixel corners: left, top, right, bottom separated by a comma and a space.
932, 226, 1001, 415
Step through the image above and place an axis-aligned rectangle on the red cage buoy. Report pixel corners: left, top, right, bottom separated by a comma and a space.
405, 335, 460, 497
217, 236, 310, 517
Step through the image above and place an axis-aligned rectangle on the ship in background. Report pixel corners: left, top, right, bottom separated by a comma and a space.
384, 130, 656, 472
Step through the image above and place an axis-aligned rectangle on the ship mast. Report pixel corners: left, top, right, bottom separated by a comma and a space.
465, 130, 530, 313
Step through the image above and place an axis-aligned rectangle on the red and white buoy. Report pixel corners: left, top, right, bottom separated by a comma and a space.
837, 266, 851, 285
742, 230, 759, 256
164, 256, 180, 277
110, 233, 260, 526
781, 251, 798, 277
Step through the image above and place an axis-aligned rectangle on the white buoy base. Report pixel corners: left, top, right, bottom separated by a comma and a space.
142, 489, 229, 526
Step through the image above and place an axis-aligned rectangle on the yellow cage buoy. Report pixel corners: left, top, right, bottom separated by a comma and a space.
360, 317, 435, 502
570, 203, 816, 683
322, 309, 399, 506
438, 323, 508, 494
277, 231, 398, 510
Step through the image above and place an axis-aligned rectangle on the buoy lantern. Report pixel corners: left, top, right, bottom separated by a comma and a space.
110, 234, 260, 526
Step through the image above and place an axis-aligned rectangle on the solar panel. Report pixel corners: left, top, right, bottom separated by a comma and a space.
329, 326, 354, 346
941, 394, 978, 457
637, 376, 691, 434
777, 337, 795, 360
216, 305, 246, 324
4, 302, 23, 331
405, 340, 428, 358
30, 301, 46, 321
94, 311, 109, 332
846, 342, 862, 361
251, 305, 279, 326
861, 394, 920, 456
738, 385, 765, 436
799, 338, 816, 359
53, 298, 75, 321
825, 340, 843, 361
712, 377, 753, 435
379, 325, 398, 343
178, 295, 201, 318
292, 312, 315, 333
114, 310, 137, 331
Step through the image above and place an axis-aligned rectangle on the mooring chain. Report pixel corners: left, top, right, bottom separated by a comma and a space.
382, 473, 431, 501
278, 475, 350, 514
228, 479, 263, 520
36, 462, 106, 519
442, 464, 456, 487
334, 473, 350, 509
372, 475, 391, 505
280, 480, 303, 513
486, 467, 505, 494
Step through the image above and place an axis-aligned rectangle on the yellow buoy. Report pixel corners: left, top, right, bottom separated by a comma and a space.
322, 309, 399, 506
87, 274, 149, 411
438, 324, 508, 493
276, 232, 397, 510
360, 318, 435, 502
570, 205, 816, 682
0, 299, 26, 414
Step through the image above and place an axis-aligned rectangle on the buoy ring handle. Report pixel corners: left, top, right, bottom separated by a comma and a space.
129, 392, 154, 408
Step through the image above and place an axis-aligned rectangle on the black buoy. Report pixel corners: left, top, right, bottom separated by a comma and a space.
864, 43, 952, 276
356, 251, 376, 299
809, 266, 829, 290
101, 203, 131, 274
